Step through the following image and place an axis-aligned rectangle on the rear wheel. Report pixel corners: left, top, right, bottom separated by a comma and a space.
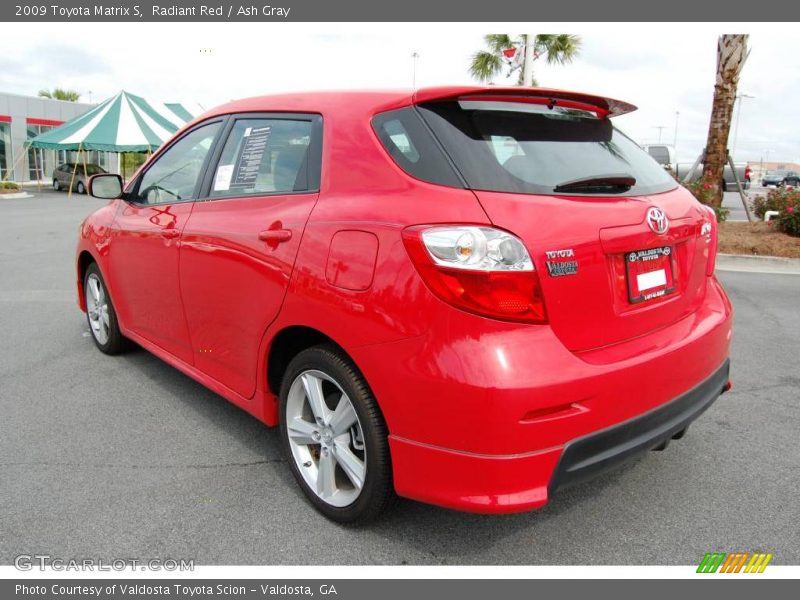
84, 263, 128, 355
279, 345, 395, 523
77, 181, 86, 194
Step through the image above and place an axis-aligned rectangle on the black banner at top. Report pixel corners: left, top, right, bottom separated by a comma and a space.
3, 0, 799, 21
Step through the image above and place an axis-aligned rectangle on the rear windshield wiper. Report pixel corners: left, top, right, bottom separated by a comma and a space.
554, 174, 636, 194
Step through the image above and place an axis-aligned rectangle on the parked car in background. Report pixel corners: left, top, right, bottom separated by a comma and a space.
77, 87, 733, 523
643, 143, 750, 190
53, 163, 106, 194
761, 169, 800, 187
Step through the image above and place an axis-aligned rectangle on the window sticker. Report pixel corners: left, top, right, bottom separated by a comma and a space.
231, 125, 272, 190
213, 164, 234, 191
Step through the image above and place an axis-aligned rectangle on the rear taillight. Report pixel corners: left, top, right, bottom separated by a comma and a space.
700, 206, 718, 276
402, 225, 547, 323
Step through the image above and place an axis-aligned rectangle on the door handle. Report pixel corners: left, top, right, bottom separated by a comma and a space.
161, 229, 180, 239
258, 229, 292, 243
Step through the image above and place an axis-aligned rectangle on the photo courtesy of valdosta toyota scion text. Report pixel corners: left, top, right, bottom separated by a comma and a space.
0, 0, 798, 595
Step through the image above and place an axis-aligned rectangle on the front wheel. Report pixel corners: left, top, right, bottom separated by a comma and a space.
279, 345, 395, 523
84, 263, 128, 355
53, 179, 60, 191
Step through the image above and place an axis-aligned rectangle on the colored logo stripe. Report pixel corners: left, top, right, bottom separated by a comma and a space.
745, 553, 773, 573
697, 553, 726, 573
697, 552, 773, 573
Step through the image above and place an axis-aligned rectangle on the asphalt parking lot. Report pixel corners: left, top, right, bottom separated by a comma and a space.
1, 189, 798, 565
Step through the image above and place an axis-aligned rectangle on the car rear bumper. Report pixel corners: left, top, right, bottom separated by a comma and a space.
387, 359, 730, 514
549, 358, 729, 493
352, 276, 733, 513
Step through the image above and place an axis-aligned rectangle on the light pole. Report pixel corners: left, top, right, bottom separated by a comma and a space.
731, 93, 754, 159
673, 111, 680, 159
411, 52, 419, 89
654, 125, 666, 143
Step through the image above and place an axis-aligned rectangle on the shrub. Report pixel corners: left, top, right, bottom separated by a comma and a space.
683, 181, 729, 222
0, 181, 20, 191
775, 200, 800, 237
750, 188, 800, 220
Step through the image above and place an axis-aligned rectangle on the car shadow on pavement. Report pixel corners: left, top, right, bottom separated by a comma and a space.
112, 337, 646, 564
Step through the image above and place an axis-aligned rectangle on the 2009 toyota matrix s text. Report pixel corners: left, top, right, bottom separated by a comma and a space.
76, 87, 733, 523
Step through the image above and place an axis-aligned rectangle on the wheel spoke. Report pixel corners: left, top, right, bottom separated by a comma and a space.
333, 441, 365, 490
287, 417, 317, 446
328, 394, 357, 435
88, 278, 100, 302
101, 306, 110, 327
316, 451, 337, 498
301, 373, 329, 423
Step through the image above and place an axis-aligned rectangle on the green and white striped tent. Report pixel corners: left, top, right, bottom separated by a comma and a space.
28, 90, 198, 152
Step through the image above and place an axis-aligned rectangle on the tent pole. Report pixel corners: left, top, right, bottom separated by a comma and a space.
81, 147, 89, 194
3, 145, 29, 183
33, 148, 42, 191
68, 143, 81, 200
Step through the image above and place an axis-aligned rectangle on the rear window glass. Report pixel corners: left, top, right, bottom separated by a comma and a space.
647, 146, 670, 165
417, 100, 678, 196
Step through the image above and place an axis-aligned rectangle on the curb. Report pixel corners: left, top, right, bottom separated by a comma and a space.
716, 253, 800, 275
0, 192, 34, 199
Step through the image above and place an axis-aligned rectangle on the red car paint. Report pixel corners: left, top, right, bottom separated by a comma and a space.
76, 87, 732, 513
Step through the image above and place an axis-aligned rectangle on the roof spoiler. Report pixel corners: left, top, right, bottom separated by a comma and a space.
411, 86, 637, 118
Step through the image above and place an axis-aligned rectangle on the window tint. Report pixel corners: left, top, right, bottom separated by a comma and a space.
417, 100, 678, 196
372, 108, 462, 187
210, 119, 313, 198
134, 122, 220, 205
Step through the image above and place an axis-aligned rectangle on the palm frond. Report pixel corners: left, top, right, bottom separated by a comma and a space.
537, 34, 582, 65
469, 50, 503, 83
484, 34, 515, 53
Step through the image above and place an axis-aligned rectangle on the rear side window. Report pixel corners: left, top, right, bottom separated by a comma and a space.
372, 108, 462, 187
417, 100, 678, 196
210, 118, 315, 198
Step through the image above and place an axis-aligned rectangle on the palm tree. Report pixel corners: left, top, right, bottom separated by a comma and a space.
469, 34, 581, 86
38, 88, 81, 102
701, 34, 749, 209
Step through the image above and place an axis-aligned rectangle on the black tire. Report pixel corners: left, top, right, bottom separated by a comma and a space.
83, 263, 128, 355
278, 344, 395, 524
77, 181, 86, 194
53, 179, 60, 191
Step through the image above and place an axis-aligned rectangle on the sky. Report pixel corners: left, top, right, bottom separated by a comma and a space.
1, 22, 798, 165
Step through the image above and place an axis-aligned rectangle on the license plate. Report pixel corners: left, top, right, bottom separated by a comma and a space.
625, 246, 675, 304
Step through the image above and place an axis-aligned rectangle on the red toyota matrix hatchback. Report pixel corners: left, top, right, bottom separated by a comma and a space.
78, 87, 732, 522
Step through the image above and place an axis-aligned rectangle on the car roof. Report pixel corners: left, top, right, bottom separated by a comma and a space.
200, 86, 637, 122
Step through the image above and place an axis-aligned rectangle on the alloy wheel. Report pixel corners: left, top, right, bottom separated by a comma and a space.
85, 273, 110, 345
285, 369, 367, 507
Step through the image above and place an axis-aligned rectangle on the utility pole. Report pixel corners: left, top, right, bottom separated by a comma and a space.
411, 52, 419, 89
522, 34, 536, 87
731, 93, 754, 159
654, 125, 666, 143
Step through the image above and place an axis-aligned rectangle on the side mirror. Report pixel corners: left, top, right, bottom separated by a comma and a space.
88, 173, 123, 199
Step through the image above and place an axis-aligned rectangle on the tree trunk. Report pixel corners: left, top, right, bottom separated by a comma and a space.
702, 34, 749, 208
